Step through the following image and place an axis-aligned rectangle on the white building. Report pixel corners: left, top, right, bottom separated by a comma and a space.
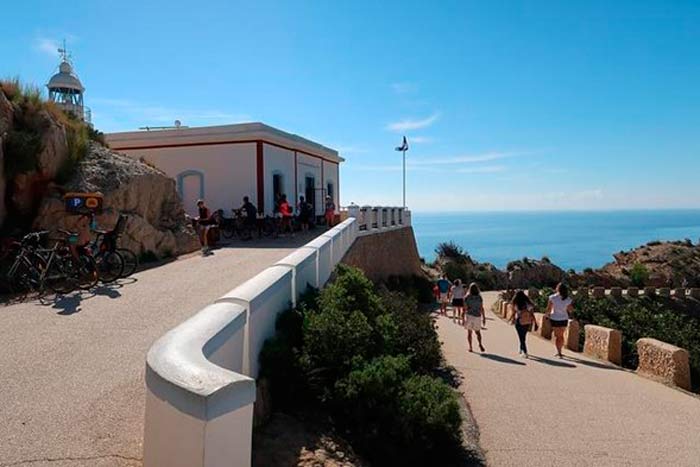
105, 123, 343, 217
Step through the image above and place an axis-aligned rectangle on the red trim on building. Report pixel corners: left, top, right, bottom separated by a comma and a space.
110, 138, 340, 165
256, 141, 264, 212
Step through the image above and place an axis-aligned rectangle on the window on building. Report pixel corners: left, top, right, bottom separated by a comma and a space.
327, 182, 334, 202
273, 173, 284, 209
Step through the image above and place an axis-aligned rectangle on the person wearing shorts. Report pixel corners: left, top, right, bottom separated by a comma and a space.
451, 279, 466, 323
436, 275, 451, 315
547, 283, 574, 358
464, 282, 486, 352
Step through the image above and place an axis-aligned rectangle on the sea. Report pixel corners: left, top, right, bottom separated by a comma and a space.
411, 210, 700, 271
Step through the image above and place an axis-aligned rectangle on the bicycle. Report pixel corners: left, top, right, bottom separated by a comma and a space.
90, 214, 139, 278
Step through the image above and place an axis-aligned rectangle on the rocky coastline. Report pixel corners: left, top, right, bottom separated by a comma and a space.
433, 239, 700, 290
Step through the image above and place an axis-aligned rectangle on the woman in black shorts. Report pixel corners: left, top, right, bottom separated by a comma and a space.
546, 283, 574, 358
450, 279, 466, 323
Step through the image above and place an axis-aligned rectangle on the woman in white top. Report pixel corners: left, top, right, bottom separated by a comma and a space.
546, 283, 574, 358
451, 279, 466, 324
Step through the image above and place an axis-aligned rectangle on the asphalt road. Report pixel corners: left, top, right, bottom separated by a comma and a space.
439, 292, 700, 467
0, 236, 312, 467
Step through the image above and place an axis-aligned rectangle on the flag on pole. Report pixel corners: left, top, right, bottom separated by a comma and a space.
395, 136, 409, 152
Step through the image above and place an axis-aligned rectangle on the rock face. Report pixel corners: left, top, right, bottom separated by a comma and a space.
0, 91, 12, 227
34, 143, 199, 258
506, 258, 566, 289
595, 240, 700, 287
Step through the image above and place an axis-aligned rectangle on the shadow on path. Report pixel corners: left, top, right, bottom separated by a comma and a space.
563, 355, 622, 371
434, 365, 464, 388
528, 355, 576, 368
479, 353, 526, 366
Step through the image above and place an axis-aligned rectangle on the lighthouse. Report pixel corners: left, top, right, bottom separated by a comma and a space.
47, 42, 89, 122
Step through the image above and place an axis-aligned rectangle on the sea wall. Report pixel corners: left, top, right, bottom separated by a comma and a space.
342, 226, 423, 281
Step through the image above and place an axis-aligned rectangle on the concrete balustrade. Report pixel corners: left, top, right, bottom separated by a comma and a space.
610, 287, 622, 298
672, 288, 686, 298
143, 217, 360, 467
565, 320, 581, 351
644, 286, 656, 297
583, 325, 622, 365
658, 287, 670, 297
626, 287, 639, 298
636, 338, 691, 391
347, 205, 412, 234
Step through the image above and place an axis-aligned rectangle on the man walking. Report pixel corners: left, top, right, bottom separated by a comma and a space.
436, 275, 451, 315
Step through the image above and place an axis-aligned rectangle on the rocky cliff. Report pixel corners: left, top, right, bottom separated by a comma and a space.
596, 240, 700, 287
0, 80, 198, 258
34, 143, 199, 257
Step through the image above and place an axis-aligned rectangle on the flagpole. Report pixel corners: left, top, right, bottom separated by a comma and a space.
402, 148, 406, 209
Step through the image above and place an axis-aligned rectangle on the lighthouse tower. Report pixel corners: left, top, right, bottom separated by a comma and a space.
47, 42, 89, 122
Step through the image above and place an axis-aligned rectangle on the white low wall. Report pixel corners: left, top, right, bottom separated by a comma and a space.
143, 211, 409, 467
144, 218, 360, 467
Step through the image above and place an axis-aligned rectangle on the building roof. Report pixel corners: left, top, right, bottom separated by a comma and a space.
47, 61, 84, 92
105, 122, 344, 163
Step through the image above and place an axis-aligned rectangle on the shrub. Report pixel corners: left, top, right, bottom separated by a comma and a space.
334, 355, 412, 446
397, 375, 462, 459
318, 264, 384, 321
573, 294, 700, 388
435, 241, 467, 260
259, 264, 464, 462
378, 290, 443, 373
630, 262, 649, 287
302, 307, 374, 397
334, 357, 461, 465
382, 274, 434, 304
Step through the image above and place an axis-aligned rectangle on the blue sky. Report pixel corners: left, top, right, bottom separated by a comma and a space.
2, 0, 700, 211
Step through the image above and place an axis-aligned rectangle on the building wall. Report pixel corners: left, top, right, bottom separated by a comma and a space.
322, 160, 340, 209
119, 143, 257, 216
296, 153, 323, 216
262, 143, 295, 213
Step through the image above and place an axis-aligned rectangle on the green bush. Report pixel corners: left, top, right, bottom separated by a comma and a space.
435, 241, 467, 260
630, 262, 649, 287
382, 274, 435, 304
318, 263, 384, 320
259, 265, 463, 463
378, 290, 442, 373
572, 294, 700, 388
334, 357, 461, 465
397, 375, 462, 458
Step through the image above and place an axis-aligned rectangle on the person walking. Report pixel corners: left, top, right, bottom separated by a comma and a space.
278, 194, 294, 237
547, 283, 573, 358
510, 290, 537, 358
436, 275, 451, 315
464, 282, 486, 353
297, 196, 312, 233
324, 195, 336, 227
450, 279, 466, 323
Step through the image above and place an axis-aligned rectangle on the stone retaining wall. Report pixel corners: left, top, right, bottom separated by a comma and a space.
636, 338, 691, 391
341, 226, 423, 281
583, 325, 622, 365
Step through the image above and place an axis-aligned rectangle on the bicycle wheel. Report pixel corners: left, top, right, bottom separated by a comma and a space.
76, 255, 98, 290
45, 255, 76, 295
222, 221, 235, 239
98, 251, 124, 283
117, 248, 138, 277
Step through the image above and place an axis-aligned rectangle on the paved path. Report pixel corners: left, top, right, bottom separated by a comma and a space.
438, 291, 700, 467
0, 235, 315, 467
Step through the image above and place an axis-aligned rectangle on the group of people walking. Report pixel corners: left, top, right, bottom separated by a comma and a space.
436, 277, 574, 359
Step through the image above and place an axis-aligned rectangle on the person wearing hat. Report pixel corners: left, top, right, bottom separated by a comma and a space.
324, 195, 336, 228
